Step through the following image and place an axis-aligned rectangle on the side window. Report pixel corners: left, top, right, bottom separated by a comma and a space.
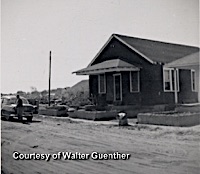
191, 70, 196, 91
98, 74, 106, 94
164, 69, 171, 91
22, 98, 28, 104
130, 71, 140, 92
10, 98, 16, 104
163, 68, 179, 92
3, 99, 9, 105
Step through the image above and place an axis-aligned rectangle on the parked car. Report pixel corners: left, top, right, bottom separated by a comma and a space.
1, 95, 36, 121
27, 98, 39, 114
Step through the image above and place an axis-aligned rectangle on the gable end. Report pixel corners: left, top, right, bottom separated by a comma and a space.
88, 34, 155, 67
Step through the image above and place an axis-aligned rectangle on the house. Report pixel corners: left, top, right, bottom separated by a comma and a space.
165, 52, 199, 103
74, 34, 199, 107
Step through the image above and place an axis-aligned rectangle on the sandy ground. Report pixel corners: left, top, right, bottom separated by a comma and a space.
1, 115, 200, 174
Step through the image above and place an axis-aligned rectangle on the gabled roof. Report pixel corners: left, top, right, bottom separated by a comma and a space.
165, 52, 199, 69
88, 34, 199, 66
73, 59, 139, 75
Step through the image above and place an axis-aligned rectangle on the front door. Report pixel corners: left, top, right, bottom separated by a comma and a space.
113, 74, 122, 101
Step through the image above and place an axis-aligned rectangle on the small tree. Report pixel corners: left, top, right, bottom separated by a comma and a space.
29, 86, 41, 99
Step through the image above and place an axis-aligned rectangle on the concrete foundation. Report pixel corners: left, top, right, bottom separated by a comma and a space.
68, 110, 117, 120
39, 108, 68, 117
138, 112, 200, 127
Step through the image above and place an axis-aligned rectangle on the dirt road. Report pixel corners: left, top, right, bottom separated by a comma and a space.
1, 115, 200, 174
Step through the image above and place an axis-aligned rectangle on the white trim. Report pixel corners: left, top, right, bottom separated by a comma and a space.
176, 69, 180, 92
75, 67, 140, 75
130, 71, 140, 93
113, 73, 122, 101
163, 68, 180, 92
98, 73, 106, 94
191, 69, 196, 92
174, 68, 178, 104
163, 68, 169, 92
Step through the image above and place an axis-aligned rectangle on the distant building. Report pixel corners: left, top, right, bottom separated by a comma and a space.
74, 34, 199, 106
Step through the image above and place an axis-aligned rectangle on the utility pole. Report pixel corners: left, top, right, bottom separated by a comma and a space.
48, 51, 51, 106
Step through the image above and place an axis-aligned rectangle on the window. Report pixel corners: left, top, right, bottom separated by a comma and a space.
98, 74, 106, 93
114, 74, 122, 101
1, 97, 29, 105
164, 69, 171, 91
191, 70, 196, 91
130, 71, 140, 92
163, 68, 179, 92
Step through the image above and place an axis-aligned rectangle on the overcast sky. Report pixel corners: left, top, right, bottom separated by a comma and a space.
1, 0, 199, 93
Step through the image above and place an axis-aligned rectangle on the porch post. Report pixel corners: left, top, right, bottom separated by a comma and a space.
174, 68, 178, 104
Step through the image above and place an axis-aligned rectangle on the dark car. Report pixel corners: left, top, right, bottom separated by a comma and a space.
1, 95, 36, 122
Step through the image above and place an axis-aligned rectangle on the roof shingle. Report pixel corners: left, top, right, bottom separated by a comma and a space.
115, 34, 199, 63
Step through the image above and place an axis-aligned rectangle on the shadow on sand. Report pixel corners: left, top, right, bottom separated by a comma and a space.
1, 117, 41, 124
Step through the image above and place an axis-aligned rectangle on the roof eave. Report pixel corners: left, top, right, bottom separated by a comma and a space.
74, 67, 140, 75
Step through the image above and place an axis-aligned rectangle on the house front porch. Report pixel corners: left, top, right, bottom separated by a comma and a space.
74, 59, 142, 106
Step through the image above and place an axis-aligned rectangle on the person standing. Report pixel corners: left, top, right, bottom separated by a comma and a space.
16, 95, 23, 122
